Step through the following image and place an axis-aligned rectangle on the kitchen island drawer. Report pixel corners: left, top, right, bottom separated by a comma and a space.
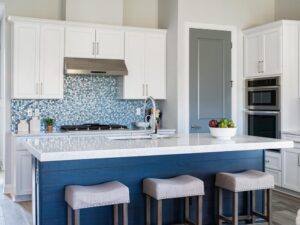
266, 168, 282, 187
265, 151, 282, 170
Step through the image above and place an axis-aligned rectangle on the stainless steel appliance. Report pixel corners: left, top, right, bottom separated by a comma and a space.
245, 110, 280, 138
246, 77, 280, 111
60, 124, 127, 132
245, 77, 281, 139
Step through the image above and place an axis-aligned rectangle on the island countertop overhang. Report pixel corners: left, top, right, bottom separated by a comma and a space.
23, 133, 294, 162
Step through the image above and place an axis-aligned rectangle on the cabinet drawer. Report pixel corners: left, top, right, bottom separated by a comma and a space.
266, 169, 282, 187
265, 151, 282, 170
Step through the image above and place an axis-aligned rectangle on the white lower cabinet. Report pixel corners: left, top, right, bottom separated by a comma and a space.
265, 151, 282, 187
11, 137, 32, 201
282, 148, 300, 192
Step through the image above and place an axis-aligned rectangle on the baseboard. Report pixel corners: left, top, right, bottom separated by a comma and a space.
274, 187, 300, 199
12, 194, 31, 202
3, 184, 12, 194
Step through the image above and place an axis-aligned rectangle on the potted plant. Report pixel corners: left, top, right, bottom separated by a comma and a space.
44, 118, 54, 133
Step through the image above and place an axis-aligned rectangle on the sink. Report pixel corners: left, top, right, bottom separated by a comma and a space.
106, 134, 177, 140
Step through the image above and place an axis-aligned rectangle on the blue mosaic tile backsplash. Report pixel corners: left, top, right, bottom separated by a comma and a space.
11, 75, 146, 132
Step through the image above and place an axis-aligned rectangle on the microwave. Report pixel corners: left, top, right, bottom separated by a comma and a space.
246, 77, 280, 111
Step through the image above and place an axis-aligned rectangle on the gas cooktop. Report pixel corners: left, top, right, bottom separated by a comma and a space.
60, 124, 128, 132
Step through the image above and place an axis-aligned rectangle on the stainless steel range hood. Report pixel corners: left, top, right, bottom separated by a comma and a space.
64, 57, 128, 76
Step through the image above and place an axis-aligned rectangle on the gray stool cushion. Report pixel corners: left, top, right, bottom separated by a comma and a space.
65, 181, 130, 210
215, 170, 275, 192
143, 175, 205, 200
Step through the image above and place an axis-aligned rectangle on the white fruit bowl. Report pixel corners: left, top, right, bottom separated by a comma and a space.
209, 127, 237, 140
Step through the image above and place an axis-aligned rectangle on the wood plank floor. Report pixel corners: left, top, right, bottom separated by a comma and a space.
0, 190, 298, 224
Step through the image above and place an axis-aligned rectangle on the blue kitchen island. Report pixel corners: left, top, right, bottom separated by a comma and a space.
24, 133, 293, 225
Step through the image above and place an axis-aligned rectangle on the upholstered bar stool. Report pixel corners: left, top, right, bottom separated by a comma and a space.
215, 170, 275, 225
143, 175, 205, 225
65, 181, 130, 225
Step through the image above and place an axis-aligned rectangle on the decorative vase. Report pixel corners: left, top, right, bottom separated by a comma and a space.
47, 125, 53, 133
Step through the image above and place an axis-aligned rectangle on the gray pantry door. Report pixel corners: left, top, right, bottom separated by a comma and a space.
189, 28, 232, 133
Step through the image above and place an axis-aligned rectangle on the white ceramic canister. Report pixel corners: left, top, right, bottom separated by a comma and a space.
17, 120, 29, 134
30, 116, 41, 132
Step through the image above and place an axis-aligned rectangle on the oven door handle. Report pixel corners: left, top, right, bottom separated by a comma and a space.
247, 86, 280, 90
245, 110, 280, 115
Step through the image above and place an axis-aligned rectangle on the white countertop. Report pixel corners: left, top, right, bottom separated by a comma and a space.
23, 133, 294, 162
12, 129, 176, 137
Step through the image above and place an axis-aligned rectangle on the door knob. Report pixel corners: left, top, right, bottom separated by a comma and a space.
191, 125, 201, 129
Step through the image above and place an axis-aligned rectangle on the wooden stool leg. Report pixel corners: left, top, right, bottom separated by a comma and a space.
157, 200, 162, 225
267, 189, 272, 225
185, 197, 190, 221
123, 203, 128, 225
232, 192, 238, 225
67, 205, 72, 225
250, 191, 256, 223
74, 210, 80, 225
196, 196, 203, 225
114, 205, 119, 225
145, 195, 151, 225
218, 188, 223, 225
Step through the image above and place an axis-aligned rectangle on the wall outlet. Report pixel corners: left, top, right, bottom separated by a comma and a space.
27, 108, 33, 117
34, 108, 40, 117
136, 108, 142, 116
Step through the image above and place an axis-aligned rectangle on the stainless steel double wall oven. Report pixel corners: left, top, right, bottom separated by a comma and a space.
245, 77, 280, 139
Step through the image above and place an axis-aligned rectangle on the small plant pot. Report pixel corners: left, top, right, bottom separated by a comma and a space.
47, 125, 53, 133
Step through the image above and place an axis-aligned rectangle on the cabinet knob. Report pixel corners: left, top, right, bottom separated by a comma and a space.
265, 160, 270, 163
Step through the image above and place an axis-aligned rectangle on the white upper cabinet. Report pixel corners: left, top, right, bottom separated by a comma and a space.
65, 26, 124, 59
65, 27, 95, 58
122, 31, 167, 99
244, 26, 282, 77
144, 33, 166, 99
244, 33, 261, 77
12, 22, 40, 99
12, 22, 65, 99
123, 32, 145, 99
96, 29, 124, 59
39, 24, 64, 99
262, 28, 282, 76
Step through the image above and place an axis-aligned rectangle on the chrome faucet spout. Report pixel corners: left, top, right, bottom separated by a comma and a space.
144, 96, 157, 134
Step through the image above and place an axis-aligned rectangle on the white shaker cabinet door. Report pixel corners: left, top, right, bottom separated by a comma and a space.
15, 150, 32, 196
244, 33, 261, 77
96, 29, 124, 60
123, 32, 145, 99
39, 24, 64, 99
282, 148, 300, 192
65, 26, 96, 58
144, 33, 166, 99
261, 28, 282, 76
12, 22, 40, 99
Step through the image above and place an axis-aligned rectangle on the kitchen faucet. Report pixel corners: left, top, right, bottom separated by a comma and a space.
144, 96, 157, 134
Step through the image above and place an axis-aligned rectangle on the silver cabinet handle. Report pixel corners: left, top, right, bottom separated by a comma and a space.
265, 160, 270, 163
191, 125, 201, 129
298, 154, 300, 167
40, 83, 43, 95
146, 84, 149, 96
97, 42, 99, 55
92, 42, 95, 55
36, 83, 39, 95
142, 84, 145, 96
261, 60, 265, 73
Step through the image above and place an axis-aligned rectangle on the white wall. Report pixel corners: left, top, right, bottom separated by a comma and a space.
0, 0, 64, 20
65, 0, 124, 25
175, 0, 275, 133
124, 0, 158, 28
158, 0, 178, 129
275, 0, 300, 20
